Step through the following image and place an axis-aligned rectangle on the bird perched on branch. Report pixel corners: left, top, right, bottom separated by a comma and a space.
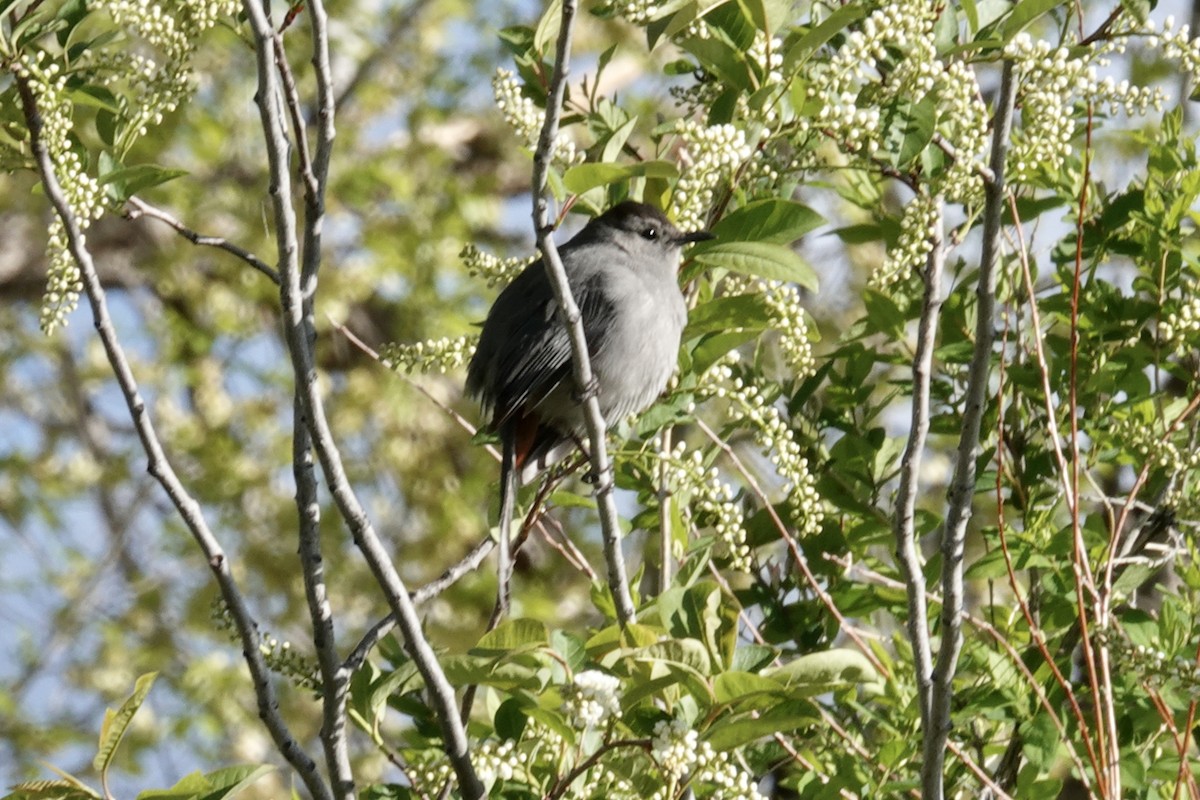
466, 200, 712, 610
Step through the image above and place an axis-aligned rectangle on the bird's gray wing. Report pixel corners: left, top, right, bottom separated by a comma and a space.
481, 265, 615, 428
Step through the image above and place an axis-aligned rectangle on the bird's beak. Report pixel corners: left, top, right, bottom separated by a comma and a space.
677, 230, 715, 244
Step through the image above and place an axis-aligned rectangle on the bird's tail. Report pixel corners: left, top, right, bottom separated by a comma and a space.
497, 433, 516, 615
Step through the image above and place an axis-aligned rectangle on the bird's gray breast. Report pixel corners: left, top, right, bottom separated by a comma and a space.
589, 259, 687, 423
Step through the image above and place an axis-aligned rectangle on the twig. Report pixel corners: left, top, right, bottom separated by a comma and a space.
240, 1, 482, 796
528, 0, 635, 625
278, 3, 355, 795
925, 60, 1016, 800
15, 73, 332, 800
695, 419, 888, 677
124, 196, 280, 284
1070, 93, 1114, 795
891, 192, 945, 732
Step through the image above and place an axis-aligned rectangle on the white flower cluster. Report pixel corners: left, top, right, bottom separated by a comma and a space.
936, 60, 989, 204
872, 190, 940, 289
1109, 415, 1199, 477
747, 33, 784, 89
1100, 631, 1200, 699
475, 739, 531, 788
411, 739, 531, 795
492, 68, 582, 167
105, 0, 238, 143
379, 335, 477, 374
461, 243, 534, 287
799, 0, 940, 158
700, 362, 825, 538
660, 441, 751, 571
760, 280, 816, 378
612, 0, 660, 24
1118, 14, 1200, 85
1004, 32, 1163, 183
674, 122, 754, 232
16, 54, 104, 334
567, 669, 623, 729
648, 718, 766, 800
1160, 292, 1200, 350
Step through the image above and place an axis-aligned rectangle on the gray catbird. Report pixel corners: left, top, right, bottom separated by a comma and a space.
467, 201, 712, 608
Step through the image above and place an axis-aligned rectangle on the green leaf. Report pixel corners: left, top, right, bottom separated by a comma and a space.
494, 697, 529, 741
762, 649, 879, 694
998, 0, 1063, 42
100, 165, 189, 204
94, 672, 158, 775
879, 94, 937, 169
533, 0, 562, 54
783, 4, 868, 72
136, 765, 276, 800
54, 0, 88, 47
704, 700, 816, 749
691, 242, 819, 291
730, 644, 776, 672
685, 294, 772, 337
474, 618, 549, 653
562, 161, 678, 196
680, 36, 752, 92
690, 329, 759, 373
713, 670, 784, 703
701, 199, 824, 247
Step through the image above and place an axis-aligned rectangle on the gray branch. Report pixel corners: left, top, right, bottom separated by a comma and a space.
529, 0, 636, 625
241, 1, 482, 796
893, 194, 946, 733
285, 2, 355, 796
923, 60, 1017, 799
124, 196, 280, 284
15, 74, 333, 800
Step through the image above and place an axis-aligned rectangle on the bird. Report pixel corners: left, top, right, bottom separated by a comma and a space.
466, 200, 713, 611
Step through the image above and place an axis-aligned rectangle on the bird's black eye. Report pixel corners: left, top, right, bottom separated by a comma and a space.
641, 226, 659, 241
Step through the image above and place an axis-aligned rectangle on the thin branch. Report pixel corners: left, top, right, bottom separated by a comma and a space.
892, 193, 945, 732
695, 419, 888, 677
240, 1, 482, 796
15, 74, 332, 800
528, 0, 635, 625
925, 59, 1016, 800
275, 3, 355, 795
124, 196, 280, 284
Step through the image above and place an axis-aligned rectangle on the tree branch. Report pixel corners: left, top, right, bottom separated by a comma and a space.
892, 193, 945, 734
15, 73, 332, 800
529, 0, 636, 625
124, 196, 280, 284
924, 59, 1016, 799
240, 1, 482, 796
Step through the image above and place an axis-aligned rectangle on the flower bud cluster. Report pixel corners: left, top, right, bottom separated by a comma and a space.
648, 718, 765, 800
1100, 629, 1200, 699
872, 190, 940, 290
674, 122, 754, 232
660, 441, 751, 571
1160, 292, 1200, 351
1003, 32, 1163, 183
16, 55, 103, 333
799, 0, 940, 158
699, 361, 825, 538
936, 60, 989, 204
1115, 14, 1200, 84
461, 243, 535, 287
1108, 416, 1196, 477
566, 669, 622, 729
105, 1, 238, 144
760, 280, 816, 378
492, 68, 582, 167
380, 335, 477, 375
